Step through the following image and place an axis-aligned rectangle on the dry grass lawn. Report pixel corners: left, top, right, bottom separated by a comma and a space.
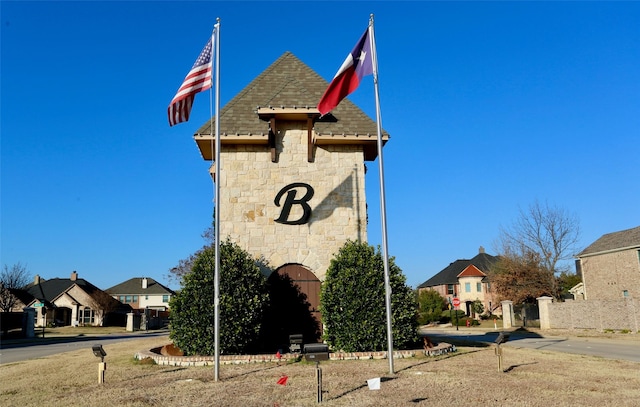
1, 335, 639, 407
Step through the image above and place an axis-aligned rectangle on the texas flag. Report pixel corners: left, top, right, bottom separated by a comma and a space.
317, 27, 374, 115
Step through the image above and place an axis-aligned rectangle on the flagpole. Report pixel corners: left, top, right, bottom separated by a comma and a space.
213, 18, 221, 382
369, 14, 394, 374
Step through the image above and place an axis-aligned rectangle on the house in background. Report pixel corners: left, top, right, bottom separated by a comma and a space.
576, 225, 640, 301
106, 277, 175, 313
15, 271, 125, 327
417, 247, 501, 317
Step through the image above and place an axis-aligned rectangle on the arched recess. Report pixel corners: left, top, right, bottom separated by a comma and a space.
265, 264, 322, 348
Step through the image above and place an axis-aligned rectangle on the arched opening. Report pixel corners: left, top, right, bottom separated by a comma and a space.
262, 264, 322, 351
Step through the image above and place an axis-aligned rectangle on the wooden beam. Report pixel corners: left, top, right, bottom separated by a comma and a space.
269, 117, 277, 163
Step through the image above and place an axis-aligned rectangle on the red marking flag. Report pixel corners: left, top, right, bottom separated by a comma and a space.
277, 375, 288, 386
317, 27, 374, 115
168, 34, 214, 126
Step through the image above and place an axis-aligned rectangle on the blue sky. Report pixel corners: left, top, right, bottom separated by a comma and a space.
2, 1, 639, 291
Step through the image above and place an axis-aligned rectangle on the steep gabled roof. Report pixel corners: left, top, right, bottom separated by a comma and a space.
106, 277, 175, 296
193, 52, 388, 159
417, 252, 499, 288
24, 278, 101, 305
457, 264, 487, 278
578, 225, 640, 257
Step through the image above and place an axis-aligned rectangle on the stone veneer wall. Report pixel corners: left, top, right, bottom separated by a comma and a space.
218, 121, 368, 281
581, 248, 640, 300
545, 298, 639, 332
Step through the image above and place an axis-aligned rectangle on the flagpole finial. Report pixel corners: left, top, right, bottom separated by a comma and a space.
370, 13, 374, 24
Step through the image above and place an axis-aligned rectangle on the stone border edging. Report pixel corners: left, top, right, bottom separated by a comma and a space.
134, 342, 455, 367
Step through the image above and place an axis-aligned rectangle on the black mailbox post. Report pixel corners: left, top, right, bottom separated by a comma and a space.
304, 343, 330, 403
289, 334, 304, 353
304, 343, 329, 362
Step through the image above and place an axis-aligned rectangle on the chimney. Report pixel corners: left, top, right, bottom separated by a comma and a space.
479, 246, 485, 254
142, 277, 148, 289
70, 271, 78, 281
34, 275, 41, 285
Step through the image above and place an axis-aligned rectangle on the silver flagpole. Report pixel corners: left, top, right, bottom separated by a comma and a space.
213, 18, 221, 382
369, 14, 394, 374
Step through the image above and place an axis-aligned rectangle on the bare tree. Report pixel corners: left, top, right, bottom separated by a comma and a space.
89, 290, 121, 326
492, 201, 581, 302
0, 263, 32, 312
497, 200, 581, 274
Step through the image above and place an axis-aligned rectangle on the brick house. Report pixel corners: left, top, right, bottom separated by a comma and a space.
576, 225, 640, 300
417, 247, 501, 317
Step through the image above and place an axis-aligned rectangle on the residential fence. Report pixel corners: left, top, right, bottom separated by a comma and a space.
538, 297, 639, 332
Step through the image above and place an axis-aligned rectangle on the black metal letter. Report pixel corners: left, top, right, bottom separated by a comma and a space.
274, 183, 314, 225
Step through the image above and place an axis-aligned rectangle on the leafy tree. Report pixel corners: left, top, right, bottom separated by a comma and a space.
472, 299, 485, 316
169, 240, 269, 355
0, 263, 31, 312
416, 289, 446, 325
320, 240, 418, 352
557, 271, 582, 297
490, 250, 555, 304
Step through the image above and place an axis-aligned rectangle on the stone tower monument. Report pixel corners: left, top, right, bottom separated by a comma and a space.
193, 52, 388, 335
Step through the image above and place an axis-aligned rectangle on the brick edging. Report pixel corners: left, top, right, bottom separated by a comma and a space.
134, 343, 455, 367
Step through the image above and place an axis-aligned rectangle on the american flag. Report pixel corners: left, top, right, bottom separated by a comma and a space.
168, 33, 214, 126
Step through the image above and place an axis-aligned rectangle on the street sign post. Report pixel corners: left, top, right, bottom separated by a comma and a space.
452, 298, 460, 331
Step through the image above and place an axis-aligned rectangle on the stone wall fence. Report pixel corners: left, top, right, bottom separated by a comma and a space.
537, 296, 639, 332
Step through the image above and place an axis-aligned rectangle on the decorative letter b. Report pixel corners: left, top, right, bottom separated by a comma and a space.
274, 183, 314, 225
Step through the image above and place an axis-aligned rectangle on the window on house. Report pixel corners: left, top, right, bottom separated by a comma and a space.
487, 282, 491, 292
125, 295, 132, 303
119, 296, 125, 302
80, 308, 94, 325
162, 295, 169, 303
477, 282, 482, 292
465, 282, 471, 293
133, 295, 138, 303
447, 284, 455, 295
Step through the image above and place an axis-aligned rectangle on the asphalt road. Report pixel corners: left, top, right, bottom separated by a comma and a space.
423, 329, 640, 363
0, 331, 168, 364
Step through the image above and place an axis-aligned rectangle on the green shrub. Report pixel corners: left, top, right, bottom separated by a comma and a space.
320, 240, 418, 352
169, 240, 269, 355
416, 289, 446, 325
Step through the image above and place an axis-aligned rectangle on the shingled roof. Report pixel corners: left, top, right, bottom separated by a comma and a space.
417, 252, 500, 288
193, 51, 388, 160
106, 277, 175, 296
24, 277, 100, 305
578, 225, 640, 257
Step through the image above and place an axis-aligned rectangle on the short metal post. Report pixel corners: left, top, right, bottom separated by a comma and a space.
315, 362, 322, 403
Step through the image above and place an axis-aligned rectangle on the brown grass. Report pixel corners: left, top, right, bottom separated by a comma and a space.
1, 335, 639, 407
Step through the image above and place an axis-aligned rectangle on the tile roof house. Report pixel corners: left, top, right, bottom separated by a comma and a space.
106, 277, 175, 312
417, 247, 501, 317
17, 271, 125, 327
576, 225, 640, 300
